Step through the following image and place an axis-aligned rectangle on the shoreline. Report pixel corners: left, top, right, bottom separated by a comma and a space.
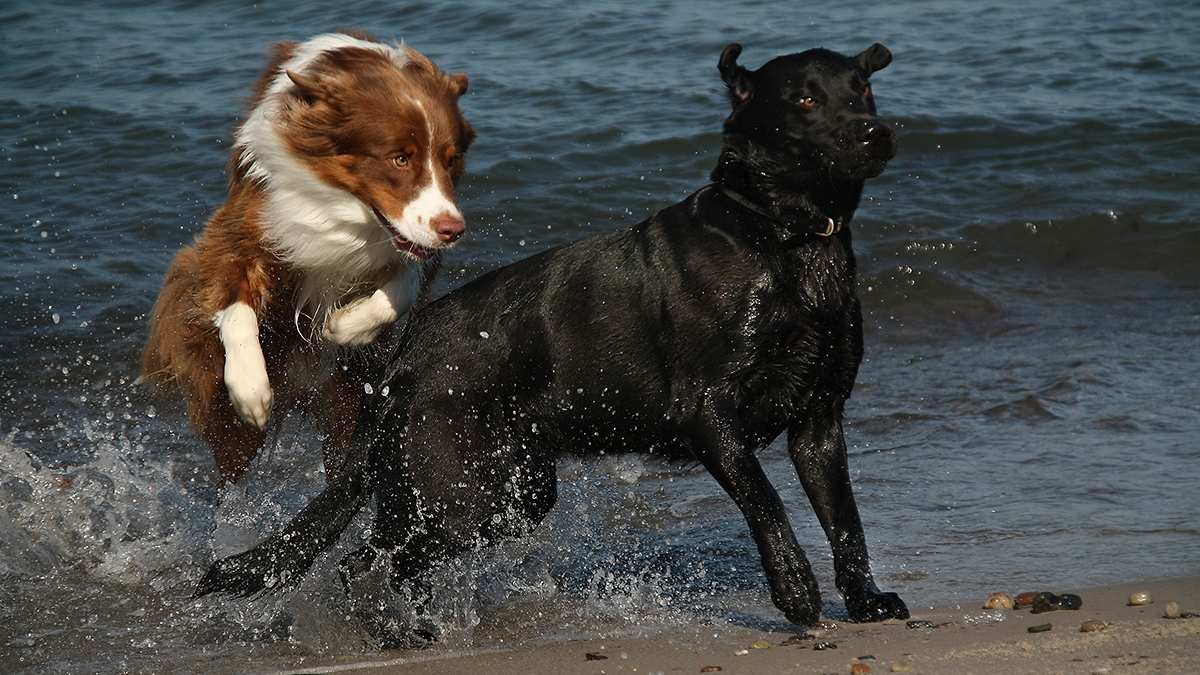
268, 576, 1200, 675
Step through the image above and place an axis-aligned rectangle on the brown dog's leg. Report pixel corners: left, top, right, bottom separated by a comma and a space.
199, 394, 267, 484
316, 369, 362, 479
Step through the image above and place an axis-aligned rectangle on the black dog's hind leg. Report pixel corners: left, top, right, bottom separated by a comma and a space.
692, 397, 823, 625
788, 412, 909, 622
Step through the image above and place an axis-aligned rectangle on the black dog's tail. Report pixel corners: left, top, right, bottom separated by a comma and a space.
193, 433, 373, 599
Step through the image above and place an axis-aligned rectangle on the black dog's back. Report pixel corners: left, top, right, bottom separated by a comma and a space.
198, 43, 908, 633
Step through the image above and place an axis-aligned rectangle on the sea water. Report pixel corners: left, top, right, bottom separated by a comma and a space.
2, 0, 1198, 672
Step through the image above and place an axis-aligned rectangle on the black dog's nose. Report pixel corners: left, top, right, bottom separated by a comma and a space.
858, 120, 893, 145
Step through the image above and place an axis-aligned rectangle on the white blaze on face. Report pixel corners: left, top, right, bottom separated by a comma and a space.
384, 100, 463, 251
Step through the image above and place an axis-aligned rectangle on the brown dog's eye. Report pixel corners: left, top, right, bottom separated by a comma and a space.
393, 155, 410, 169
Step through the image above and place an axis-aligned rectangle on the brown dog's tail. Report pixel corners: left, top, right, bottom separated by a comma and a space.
193, 432, 373, 598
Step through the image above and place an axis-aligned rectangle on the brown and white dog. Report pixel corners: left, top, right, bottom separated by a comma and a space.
142, 32, 475, 484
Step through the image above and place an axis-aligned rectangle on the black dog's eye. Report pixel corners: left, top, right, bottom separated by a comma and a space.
863, 85, 871, 97
799, 97, 817, 107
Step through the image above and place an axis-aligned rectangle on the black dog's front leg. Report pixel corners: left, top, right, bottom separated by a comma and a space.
692, 398, 822, 625
788, 414, 908, 622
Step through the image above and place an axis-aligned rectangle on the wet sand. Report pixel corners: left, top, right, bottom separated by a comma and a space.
272, 576, 1200, 675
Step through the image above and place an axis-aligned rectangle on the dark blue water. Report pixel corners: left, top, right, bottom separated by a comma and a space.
3, 1, 1199, 672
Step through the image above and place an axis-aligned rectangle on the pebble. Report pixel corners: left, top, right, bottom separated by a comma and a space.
1028, 623, 1053, 633
1059, 593, 1083, 610
1015, 592, 1038, 607
1031, 591, 1083, 613
584, 653, 608, 661
905, 620, 933, 629
984, 592, 1015, 609
700, 667, 722, 673
890, 662, 913, 672
1164, 602, 1180, 619
1032, 592, 1058, 613
813, 642, 838, 651
780, 632, 815, 645
1080, 620, 1106, 632
1128, 591, 1153, 606
852, 664, 872, 675
750, 639, 771, 650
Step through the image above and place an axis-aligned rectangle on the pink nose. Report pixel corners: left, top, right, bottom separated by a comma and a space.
434, 216, 465, 243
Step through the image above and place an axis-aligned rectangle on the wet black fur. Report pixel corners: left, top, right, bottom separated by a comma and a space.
196, 43, 909, 630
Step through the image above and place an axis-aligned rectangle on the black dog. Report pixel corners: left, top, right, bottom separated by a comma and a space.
196, 42, 909, 632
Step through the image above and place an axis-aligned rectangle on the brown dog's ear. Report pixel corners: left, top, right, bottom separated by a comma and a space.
719, 43, 753, 103
854, 43, 892, 76
448, 72, 469, 98
286, 69, 336, 105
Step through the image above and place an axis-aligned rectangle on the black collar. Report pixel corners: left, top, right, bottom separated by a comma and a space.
716, 185, 843, 239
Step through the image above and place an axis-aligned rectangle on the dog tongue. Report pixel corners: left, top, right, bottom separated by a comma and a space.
394, 233, 435, 260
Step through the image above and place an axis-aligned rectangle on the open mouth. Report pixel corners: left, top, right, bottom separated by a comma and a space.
371, 205, 437, 260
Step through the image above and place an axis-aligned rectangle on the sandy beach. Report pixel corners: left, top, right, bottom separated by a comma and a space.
265, 576, 1200, 675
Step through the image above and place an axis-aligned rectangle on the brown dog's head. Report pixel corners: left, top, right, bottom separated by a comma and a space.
237, 32, 476, 266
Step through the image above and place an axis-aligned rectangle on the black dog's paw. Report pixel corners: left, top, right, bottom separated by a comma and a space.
782, 603, 822, 627
194, 551, 275, 599
845, 588, 909, 623
361, 607, 442, 651
776, 582, 823, 626
369, 617, 439, 651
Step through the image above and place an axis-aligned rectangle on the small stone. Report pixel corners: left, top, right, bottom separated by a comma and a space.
890, 662, 913, 672
1128, 591, 1153, 606
813, 642, 837, 650
818, 620, 840, 630
1080, 620, 1106, 632
905, 620, 933, 629
700, 667, 722, 673
1031, 592, 1059, 614
585, 653, 608, 661
780, 632, 815, 645
1164, 602, 1181, 619
734, 649, 749, 656
1028, 623, 1053, 633
750, 639, 771, 649
984, 592, 1015, 609
1059, 593, 1083, 610
852, 664, 872, 674
1015, 592, 1038, 607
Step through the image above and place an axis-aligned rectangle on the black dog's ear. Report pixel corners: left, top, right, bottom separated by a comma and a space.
719, 43, 753, 103
854, 43, 892, 76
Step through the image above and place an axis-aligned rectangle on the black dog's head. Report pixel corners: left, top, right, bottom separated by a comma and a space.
718, 43, 895, 181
